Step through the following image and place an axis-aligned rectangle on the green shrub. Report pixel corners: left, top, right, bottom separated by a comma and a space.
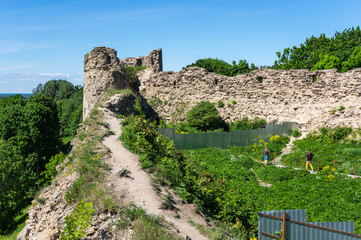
339, 105, 345, 111
217, 100, 224, 108
185, 101, 228, 132
124, 66, 147, 82
42, 152, 66, 184
291, 129, 301, 138
231, 100, 237, 104
230, 116, 266, 130
60, 200, 95, 240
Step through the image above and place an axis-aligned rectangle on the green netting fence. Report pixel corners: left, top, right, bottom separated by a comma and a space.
158, 122, 298, 150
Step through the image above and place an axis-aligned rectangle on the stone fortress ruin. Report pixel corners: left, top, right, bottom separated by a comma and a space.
83, 47, 361, 131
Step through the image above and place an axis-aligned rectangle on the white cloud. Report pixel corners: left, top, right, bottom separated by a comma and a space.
0, 72, 83, 93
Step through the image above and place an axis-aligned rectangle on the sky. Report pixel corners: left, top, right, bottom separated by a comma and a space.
0, 0, 360, 93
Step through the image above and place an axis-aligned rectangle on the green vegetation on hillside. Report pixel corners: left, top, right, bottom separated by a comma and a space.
120, 107, 361, 239
281, 127, 361, 174
0, 80, 83, 235
0, 94, 61, 232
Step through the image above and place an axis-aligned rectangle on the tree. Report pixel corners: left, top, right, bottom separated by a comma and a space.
341, 46, 361, 72
186, 101, 228, 131
311, 54, 340, 71
273, 26, 361, 71
186, 58, 258, 76
34, 80, 76, 101
0, 140, 28, 231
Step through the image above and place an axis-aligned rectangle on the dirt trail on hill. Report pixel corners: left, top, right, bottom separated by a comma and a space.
100, 108, 209, 240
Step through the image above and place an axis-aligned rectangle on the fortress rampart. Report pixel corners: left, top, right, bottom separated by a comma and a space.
84, 47, 361, 131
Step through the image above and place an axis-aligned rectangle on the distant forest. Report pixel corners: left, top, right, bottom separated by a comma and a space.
186, 26, 361, 75
0, 80, 82, 233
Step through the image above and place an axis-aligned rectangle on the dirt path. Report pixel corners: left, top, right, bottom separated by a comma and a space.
100, 108, 209, 240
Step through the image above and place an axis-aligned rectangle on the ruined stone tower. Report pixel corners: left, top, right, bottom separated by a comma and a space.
83, 47, 163, 120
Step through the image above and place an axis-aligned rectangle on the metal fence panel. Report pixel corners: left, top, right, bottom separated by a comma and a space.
158, 122, 298, 150
258, 209, 361, 240
258, 210, 306, 240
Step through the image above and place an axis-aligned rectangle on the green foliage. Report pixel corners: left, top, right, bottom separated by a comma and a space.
0, 140, 29, 232
273, 26, 361, 71
185, 101, 228, 132
117, 205, 182, 240
339, 105, 345, 111
60, 200, 95, 240
42, 152, 66, 184
282, 127, 359, 174
32, 80, 83, 138
120, 112, 292, 238
311, 54, 340, 71
0, 94, 61, 229
217, 100, 224, 108
342, 46, 361, 72
231, 100, 237, 105
124, 66, 147, 82
291, 129, 301, 138
229, 116, 266, 131
58, 88, 83, 137
32, 80, 78, 102
185, 58, 258, 76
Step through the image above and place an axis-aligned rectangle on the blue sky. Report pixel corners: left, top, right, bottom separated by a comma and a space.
0, 0, 360, 93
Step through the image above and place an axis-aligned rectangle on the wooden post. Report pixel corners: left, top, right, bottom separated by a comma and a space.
282, 211, 287, 240
301, 156, 303, 169
334, 159, 336, 170
317, 160, 319, 172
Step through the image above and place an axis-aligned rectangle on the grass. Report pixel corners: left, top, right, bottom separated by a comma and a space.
105, 88, 133, 98
188, 220, 232, 240
61, 94, 184, 239
117, 205, 182, 240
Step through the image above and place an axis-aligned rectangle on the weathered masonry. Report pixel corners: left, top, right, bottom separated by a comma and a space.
83, 47, 361, 131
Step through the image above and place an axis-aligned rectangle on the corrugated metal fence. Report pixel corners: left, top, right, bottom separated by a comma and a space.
158, 122, 298, 150
258, 209, 361, 240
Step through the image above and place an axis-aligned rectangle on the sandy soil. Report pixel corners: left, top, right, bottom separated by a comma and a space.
100, 108, 209, 240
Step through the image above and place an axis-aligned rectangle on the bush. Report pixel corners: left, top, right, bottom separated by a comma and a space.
217, 100, 224, 108
291, 129, 301, 138
186, 101, 228, 132
230, 116, 266, 130
124, 66, 147, 82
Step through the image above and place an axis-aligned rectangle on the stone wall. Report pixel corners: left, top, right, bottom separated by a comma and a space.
121, 48, 163, 73
83, 46, 361, 131
138, 66, 361, 131
83, 47, 163, 120
83, 47, 127, 120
